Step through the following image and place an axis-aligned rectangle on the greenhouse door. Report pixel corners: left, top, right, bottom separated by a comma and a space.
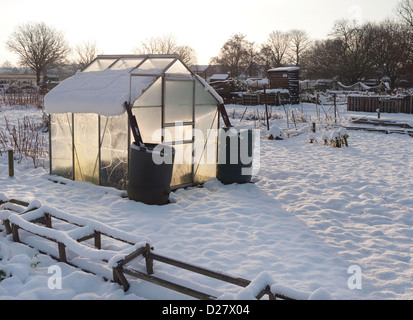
164, 78, 195, 187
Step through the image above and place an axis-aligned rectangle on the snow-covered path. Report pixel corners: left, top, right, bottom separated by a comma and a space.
259, 131, 413, 299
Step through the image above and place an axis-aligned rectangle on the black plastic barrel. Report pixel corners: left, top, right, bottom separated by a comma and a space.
127, 143, 175, 205
217, 128, 253, 185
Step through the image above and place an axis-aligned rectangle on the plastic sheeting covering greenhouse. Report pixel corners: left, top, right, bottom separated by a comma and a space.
45, 54, 223, 190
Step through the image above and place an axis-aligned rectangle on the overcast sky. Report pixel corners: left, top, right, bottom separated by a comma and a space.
0, 0, 400, 66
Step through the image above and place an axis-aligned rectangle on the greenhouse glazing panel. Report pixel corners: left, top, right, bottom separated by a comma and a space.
133, 58, 174, 74
50, 113, 73, 179
110, 58, 143, 70
170, 143, 193, 187
134, 107, 162, 144
195, 78, 220, 105
165, 80, 194, 123
100, 113, 129, 190
83, 59, 117, 72
193, 106, 218, 184
133, 78, 162, 107
73, 114, 99, 184
165, 60, 191, 74
163, 125, 192, 143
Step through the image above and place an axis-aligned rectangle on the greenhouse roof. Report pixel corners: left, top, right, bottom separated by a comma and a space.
45, 54, 222, 116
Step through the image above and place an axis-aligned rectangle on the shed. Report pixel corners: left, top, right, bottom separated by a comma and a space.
45, 54, 223, 190
268, 67, 300, 104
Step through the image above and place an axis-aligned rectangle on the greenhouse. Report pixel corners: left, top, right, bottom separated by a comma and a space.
44, 54, 223, 191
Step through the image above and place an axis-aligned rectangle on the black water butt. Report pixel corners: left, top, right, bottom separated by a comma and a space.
127, 143, 175, 205
217, 127, 253, 185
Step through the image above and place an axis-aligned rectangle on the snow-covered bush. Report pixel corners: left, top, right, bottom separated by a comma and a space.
317, 128, 349, 147
0, 116, 48, 167
267, 125, 286, 140
307, 132, 317, 143
339, 127, 349, 147
321, 132, 329, 145
325, 128, 349, 148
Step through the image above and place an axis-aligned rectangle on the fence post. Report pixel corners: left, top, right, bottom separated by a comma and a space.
8, 149, 14, 177
264, 85, 270, 131
312, 122, 316, 133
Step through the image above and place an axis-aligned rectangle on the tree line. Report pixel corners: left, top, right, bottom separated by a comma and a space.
303, 19, 413, 88
212, 0, 413, 89
3, 24, 196, 85
210, 30, 310, 78
4, 0, 413, 89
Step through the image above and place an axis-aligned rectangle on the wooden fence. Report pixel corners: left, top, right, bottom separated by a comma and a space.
347, 95, 413, 114
0, 196, 296, 300
1, 88, 47, 108
240, 91, 291, 106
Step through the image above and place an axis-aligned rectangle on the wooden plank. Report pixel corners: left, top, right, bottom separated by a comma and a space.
113, 267, 130, 292
256, 285, 275, 300
122, 267, 217, 300
144, 243, 154, 275
75, 233, 97, 243
58, 242, 67, 262
147, 252, 251, 288
9, 199, 30, 207
94, 232, 101, 249
2, 220, 12, 235
11, 224, 20, 242
115, 246, 147, 268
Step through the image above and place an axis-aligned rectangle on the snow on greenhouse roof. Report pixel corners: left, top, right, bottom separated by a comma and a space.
44, 68, 158, 116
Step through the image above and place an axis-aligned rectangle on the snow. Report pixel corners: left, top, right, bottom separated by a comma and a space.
44, 69, 158, 116
1, 100, 413, 300
256, 88, 289, 94
209, 74, 230, 81
267, 125, 286, 140
268, 67, 300, 72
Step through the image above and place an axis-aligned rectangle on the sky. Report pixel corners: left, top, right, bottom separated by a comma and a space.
0, 0, 400, 67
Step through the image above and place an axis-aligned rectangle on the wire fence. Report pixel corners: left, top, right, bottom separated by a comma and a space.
0, 87, 47, 108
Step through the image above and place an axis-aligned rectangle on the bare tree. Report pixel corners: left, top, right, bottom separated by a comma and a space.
301, 39, 343, 80
74, 40, 99, 70
211, 33, 247, 77
371, 20, 409, 89
210, 33, 259, 77
288, 29, 310, 66
396, 0, 413, 62
244, 41, 261, 77
172, 45, 197, 67
260, 31, 291, 68
331, 19, 377, 84
396, 0, 413, 27
134, 34, 197, 66
6, 22, 70, 85
1, 60, 15, 69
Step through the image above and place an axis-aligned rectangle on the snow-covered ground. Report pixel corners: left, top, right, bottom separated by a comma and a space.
1, 99, 413, 300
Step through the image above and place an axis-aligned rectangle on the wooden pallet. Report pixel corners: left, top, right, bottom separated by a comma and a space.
350, 117, 413, 128
0, 197, 295, 300
347, 117, 413, 137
